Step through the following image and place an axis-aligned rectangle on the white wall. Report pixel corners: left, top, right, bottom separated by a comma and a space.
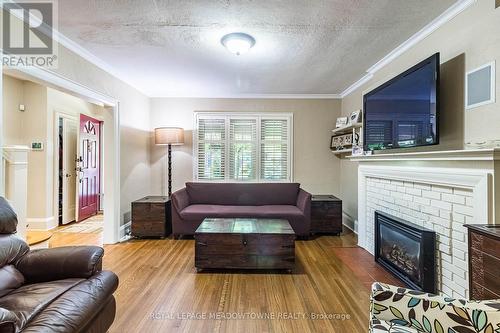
2, 75, 24, 145
340, 0, 500, 226
150, 98, 342, 196
44, 47, 152, 226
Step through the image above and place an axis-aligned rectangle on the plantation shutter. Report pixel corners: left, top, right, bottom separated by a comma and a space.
260, 119, 289, 181
229, 118, 257, 181
195, 113, 292, 182
197, 117, 226, 180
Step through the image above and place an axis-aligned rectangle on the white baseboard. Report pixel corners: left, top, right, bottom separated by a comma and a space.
342, 212, 358, 234
27, 216, 57, 230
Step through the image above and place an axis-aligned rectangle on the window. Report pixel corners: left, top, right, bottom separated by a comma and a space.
195, 113, 293, 182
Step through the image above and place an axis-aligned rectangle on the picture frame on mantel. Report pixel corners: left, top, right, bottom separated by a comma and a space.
335, 117, 348, 128
330, 133, 353, 150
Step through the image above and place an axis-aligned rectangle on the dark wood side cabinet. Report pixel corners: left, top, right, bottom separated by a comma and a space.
132, 196, 171, 238
464, 224, 500, 300
310, 195, 343, 235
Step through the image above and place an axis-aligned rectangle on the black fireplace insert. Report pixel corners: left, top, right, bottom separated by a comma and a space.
375, 211, 436, 293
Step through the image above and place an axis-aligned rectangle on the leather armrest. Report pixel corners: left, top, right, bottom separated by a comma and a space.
172, 188, 190, 212
0, 307, 17, 333
296, 189, 311, 218
16, 246, 104, 283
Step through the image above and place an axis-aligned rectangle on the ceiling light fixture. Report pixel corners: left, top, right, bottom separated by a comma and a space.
221, 32, 256, 55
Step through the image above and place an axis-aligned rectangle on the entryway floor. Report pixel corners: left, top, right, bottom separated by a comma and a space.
57, 213, 104, 233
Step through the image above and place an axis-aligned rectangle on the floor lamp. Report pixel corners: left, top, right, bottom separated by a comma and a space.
154, 127, 184, 197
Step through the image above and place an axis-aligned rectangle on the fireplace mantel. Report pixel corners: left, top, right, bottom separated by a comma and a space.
355, 153, 498, 298
348, 148, 500, 162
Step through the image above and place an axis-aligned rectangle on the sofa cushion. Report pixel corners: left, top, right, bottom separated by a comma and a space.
185, 182, 300, 206
0, 265, 25, 298
180, 204, 304, 221
0, 278, 84, 331
22, 271, 118, 333
0, 235, 29, 269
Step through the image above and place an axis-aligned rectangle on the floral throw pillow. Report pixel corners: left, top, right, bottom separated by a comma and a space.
369, 282, 500, 333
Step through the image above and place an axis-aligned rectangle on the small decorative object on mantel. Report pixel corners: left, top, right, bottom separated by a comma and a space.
335, 116, 348, 128
348, 110, 362, 125
351, 146, 363, 156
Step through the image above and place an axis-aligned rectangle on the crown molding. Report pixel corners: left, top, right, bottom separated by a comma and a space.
3, 0, 476, 100
150, 93, 342, 99
53, 33, 148, 95
340, 73, 374, 98
53, 33, 151, 97
340, 0, 477, 98
2, 0, 147, 96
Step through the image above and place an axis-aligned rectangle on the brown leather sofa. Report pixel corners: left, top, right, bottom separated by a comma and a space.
0, 198, 119, 333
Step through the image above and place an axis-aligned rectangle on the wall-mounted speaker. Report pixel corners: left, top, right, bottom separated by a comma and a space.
466, 61, 496, 109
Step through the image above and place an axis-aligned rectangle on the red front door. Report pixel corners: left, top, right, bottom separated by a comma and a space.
78, 114, 101, 221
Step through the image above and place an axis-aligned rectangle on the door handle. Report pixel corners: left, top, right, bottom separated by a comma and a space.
65, 173, 72, 178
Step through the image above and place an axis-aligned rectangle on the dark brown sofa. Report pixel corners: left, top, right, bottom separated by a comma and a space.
171, 182, 311, 238
0, 197, 118, 333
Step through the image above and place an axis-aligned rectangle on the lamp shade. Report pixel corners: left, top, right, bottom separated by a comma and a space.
154, 127, 184, 145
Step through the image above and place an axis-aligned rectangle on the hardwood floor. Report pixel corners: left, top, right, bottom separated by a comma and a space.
44, 229, 402, 333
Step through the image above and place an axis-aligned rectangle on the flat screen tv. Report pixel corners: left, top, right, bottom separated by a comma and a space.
363, 53, 440, 151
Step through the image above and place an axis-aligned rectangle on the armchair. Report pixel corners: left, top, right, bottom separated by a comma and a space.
370, 282, 500, 333
0, 197, 119, 332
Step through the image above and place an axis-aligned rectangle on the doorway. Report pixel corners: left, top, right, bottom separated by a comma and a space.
57, 114, 78, 225
4, 66, 121, 244
56, 112, 103, 227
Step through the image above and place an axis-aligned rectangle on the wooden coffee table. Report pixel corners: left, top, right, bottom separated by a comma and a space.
194, 218, 296, 272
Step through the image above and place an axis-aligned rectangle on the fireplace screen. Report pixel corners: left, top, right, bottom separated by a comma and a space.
375, 211, 436, 293
379, 224, 421, 284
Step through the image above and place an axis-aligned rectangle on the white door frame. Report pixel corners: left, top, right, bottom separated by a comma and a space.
53, 111, 78, 225
2, 66, 121, 244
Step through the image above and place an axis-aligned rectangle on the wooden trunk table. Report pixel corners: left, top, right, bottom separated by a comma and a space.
194, 218, 296, 272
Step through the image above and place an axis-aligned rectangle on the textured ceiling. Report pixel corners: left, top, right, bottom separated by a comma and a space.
57, 0, 457, 97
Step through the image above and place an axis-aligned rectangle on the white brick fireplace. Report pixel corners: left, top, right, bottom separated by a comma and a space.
352, 149, 500, 299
